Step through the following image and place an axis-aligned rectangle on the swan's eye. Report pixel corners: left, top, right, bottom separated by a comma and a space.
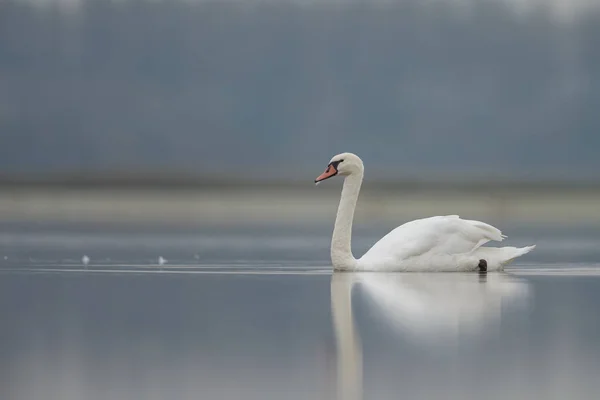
339, 159, 344, 162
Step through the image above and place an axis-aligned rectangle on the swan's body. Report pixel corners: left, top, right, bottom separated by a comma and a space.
315, 152, 535, 272
358, 215, 535, 272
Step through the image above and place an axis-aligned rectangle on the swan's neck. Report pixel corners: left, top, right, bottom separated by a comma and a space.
331, 172, 362, 270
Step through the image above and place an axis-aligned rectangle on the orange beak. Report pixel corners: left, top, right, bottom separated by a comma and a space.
315, 163, 338, 183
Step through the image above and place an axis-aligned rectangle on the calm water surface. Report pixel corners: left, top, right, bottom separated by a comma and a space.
1, 222, 600, 400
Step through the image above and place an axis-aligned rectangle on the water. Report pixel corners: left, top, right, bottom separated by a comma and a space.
1, 221, 600, 400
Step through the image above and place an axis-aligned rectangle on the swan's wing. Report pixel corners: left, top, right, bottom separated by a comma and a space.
359, 215, 505, 264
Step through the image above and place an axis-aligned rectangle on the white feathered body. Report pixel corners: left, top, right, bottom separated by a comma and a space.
356, 215, 535, 272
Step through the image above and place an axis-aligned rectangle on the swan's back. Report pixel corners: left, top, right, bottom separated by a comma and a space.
358, 215, 506, 270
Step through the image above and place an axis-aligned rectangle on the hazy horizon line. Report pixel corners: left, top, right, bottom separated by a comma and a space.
10, 0, 600, 22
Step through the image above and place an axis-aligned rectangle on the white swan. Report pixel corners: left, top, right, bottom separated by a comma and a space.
315, 152, 535, 271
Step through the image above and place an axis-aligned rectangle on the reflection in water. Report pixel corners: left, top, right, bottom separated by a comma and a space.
330, 272, 531, 400
330, 273, 363, 400
7, 268, 600, 399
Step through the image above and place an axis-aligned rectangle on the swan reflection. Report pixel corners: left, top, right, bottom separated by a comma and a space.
330, 272, 531, 400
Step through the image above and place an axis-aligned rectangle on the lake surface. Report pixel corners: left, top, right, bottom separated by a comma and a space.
1, 221, 600, 400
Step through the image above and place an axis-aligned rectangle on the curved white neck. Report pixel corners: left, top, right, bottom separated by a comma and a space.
331, 172, 363, 270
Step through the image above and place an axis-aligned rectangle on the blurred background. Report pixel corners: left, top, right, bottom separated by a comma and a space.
1, 0, 600, 226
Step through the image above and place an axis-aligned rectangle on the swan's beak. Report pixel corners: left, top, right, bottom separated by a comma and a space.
315, 163, 338, 184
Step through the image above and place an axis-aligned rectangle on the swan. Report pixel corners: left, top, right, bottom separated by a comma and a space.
315, 152, 535, 272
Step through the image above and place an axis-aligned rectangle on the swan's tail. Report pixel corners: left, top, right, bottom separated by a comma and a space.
469, 245, 536, 271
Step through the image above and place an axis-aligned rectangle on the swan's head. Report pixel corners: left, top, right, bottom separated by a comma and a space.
315, 152, 364, 184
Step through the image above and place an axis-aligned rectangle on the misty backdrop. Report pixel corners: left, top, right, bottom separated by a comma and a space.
1, 0, 599, 182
